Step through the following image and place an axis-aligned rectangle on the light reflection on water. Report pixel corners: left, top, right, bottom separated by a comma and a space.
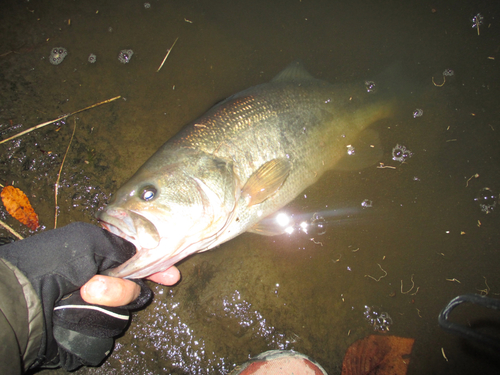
95, 288, 230, 374
93, 285, 299, 374
221, 290, 292, 350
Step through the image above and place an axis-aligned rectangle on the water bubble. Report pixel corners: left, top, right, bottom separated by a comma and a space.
474, 187, 497, 214
443, 69, 454, 77
221, 291, 288, 348
471, 13, 484, 29
118, 49, 134, 64
363, 305, 393, 332
49, 47, 67, 65
392, 144, 412, 163
365, 80, 376, 93
361, 199, 373, 208
413, 108, 423, 118
54, 118, 67, 128
301, 213, 327, 236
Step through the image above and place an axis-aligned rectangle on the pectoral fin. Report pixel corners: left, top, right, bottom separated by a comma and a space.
242, 158, 292, 206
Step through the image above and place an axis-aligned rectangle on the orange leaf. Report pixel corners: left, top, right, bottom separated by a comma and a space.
342, 335, 415, 375
1, 186, 39, 230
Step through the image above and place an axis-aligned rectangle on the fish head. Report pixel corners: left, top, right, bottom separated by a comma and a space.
98, 150, 238, 278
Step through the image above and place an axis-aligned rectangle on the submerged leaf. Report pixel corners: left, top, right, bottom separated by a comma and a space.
1, 185, 40, 230
341, 335, 415, 375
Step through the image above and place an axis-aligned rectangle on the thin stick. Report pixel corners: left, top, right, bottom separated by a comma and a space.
441, 347, 448, 362
0, 219, 24, 240
364, 263, 388, 282
0, 96, 121, 145
157, 37, 179, 72
401, 274, 415, 294
54, 119, 77, 229
377, 163, 396, 169
432, 75, 446, 87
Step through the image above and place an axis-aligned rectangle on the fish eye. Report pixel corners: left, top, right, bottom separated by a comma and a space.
140, 185, 157, 201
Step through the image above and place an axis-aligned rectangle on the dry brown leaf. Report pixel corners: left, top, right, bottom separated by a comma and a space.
1, 185, 39, 230
342, 335, 415, 375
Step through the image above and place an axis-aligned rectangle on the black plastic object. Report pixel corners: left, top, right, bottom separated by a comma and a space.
438, 294, 500, 351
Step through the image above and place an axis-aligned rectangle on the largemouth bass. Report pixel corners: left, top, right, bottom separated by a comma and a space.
98, 61, 398, 279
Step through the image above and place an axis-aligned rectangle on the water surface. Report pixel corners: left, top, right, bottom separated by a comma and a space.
1, 0, 499, 374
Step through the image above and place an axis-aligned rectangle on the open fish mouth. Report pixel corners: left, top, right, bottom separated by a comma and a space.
97, 207, 161, 251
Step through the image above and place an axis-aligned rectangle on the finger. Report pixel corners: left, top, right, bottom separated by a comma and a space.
81, 275, 141, 307
147, 266, 181, 285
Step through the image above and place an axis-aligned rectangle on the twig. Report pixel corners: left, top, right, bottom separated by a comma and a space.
0, 96, 121, 145
0, 219, 24, 240
54, 119, 77, 229
477, 276, 491, 296
310, 238, 323, 246
157, 37, 179, 72
377, 163, 396, 169
401, 274, 415, 294
441, 347, 448, 362
432, 75, 446, 87
365, 263, 388, 281
465, 173, 479, 187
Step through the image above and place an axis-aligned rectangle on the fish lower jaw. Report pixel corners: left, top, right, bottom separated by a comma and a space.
103, 252, 180, 279
100, 221, 137, 243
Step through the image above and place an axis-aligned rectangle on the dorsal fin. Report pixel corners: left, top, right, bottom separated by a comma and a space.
272, 61, 315, 83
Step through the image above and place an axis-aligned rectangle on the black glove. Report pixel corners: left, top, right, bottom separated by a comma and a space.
0, 222, 152, 371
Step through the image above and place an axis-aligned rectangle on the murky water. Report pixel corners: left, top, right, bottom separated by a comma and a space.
1, 0, 500, 374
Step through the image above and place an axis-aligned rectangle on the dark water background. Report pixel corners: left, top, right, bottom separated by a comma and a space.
1, 0, 500, 374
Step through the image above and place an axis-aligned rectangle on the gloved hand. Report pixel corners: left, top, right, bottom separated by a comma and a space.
0, 222, 152, 371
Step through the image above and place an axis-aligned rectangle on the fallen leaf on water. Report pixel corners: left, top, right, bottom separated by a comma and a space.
342, 335, 415, 375
1, 185, 39, 230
